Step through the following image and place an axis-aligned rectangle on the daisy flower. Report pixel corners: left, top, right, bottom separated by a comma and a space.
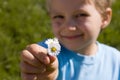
45, 38, 61, 56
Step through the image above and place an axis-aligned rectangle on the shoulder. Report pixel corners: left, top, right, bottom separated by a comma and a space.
98, 42, 120, 54
98, 42, 120, 62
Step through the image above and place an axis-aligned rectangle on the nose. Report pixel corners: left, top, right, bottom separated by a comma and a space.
64, 19, 77, 31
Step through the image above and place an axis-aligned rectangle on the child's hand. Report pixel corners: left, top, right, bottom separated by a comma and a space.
20, 44, 58, 80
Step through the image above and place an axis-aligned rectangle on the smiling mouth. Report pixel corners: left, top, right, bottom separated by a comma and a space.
61, 34, 84, 39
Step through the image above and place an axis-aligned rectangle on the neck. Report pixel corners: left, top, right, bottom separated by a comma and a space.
75, 42, 98, 56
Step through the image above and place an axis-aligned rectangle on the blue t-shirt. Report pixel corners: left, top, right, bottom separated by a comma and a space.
38, 41, 120, 80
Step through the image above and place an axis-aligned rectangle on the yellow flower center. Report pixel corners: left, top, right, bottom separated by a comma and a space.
51, 47, 57, 52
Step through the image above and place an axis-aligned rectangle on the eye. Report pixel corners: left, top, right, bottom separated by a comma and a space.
75, 13, 89, 17
53, 15, 64, 19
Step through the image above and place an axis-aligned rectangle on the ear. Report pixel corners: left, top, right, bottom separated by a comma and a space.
101, 8, 112, 29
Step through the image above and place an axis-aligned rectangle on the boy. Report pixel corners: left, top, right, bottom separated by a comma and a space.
20, 0, 120, 80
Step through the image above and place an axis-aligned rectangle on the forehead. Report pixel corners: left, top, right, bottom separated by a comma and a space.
49, 0, 94, 13
49, 0, 93, 6
49, 0, 91, 4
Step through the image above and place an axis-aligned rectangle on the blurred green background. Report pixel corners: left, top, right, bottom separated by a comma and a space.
0, 0, 120, 80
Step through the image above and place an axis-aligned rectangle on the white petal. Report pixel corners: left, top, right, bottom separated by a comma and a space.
45, 38, 61, 56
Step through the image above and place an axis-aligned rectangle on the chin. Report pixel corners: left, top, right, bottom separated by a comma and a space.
63, 44, 80, 51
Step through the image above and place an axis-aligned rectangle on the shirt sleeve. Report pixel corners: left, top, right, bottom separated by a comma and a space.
37, 40, 48, 48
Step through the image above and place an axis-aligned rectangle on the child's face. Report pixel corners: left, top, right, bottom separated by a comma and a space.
49, 0, 110, 54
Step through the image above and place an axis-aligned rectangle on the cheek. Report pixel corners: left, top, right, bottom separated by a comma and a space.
52, 22, 59, 31
51, 19, 63, 32
52, 22, 59, 28
77, 18, 101, 36
51, 19, 63, 27
51, 24, 60, 37
84, 20, 102, 39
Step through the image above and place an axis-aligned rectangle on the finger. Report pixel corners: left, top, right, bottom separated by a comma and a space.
46, 56, 58, 72
37, 68, 59, 80
21, 49, 43, 67
27, 44, 50, 65
49, 55, 56, 63
20, 61, 46, 73
21, 73, 38, 80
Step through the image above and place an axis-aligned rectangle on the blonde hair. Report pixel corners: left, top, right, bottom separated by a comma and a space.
92, 0, 115, 18
46, 0, 115, 17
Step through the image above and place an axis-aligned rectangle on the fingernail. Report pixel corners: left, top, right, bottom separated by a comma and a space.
49, 55, 56, 63
43, 56, 50, 65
